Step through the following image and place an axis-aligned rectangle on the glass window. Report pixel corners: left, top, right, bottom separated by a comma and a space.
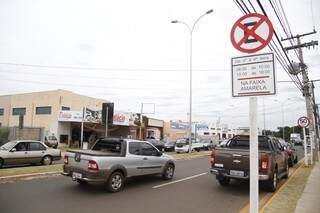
36, 106, 51, 115
12, 108, 26, 116
92, 139, 122, 154
14, 142, 28, 151
141, 143, 158, 156
0, 108, 4, 116
129, 142, 141, 155
29, 142, 46, 151
61, 106, 70, 111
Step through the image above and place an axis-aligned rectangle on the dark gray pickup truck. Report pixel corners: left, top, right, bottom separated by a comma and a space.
210, 135, 289, 192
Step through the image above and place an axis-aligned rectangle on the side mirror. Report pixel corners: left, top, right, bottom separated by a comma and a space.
157, 151, 163, 156
10, 148, 16, 152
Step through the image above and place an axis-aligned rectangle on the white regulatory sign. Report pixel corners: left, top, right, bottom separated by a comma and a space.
298, 116, 310, 128
231, 52, 276, 97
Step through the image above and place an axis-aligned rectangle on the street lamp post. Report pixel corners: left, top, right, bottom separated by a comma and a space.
274, 98, 292, 140
171, 9, 213, 153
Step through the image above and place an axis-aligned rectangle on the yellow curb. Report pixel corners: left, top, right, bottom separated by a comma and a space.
259, 159, 305, 213
239, 158, 305, 213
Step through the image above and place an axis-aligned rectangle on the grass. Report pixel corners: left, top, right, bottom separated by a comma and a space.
262, 164, 314, 213
0, 164, 63, 178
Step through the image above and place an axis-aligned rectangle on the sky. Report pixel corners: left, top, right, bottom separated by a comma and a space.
0, 0, 319, 131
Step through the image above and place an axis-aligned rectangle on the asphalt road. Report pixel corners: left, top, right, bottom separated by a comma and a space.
0, 146, 304, 213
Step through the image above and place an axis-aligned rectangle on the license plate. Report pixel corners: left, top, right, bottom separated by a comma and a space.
72, 172, 82, 179
230, 170, 244, 177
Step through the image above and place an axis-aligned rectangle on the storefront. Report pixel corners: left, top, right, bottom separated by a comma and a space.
146, 118, 164, 140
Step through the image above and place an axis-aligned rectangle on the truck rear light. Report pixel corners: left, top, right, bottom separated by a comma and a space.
88, 160, 99, 172
260, 154, 269, 172
210, 150, 216, 166
64, 156, 68, 164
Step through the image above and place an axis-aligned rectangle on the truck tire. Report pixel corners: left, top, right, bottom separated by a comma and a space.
0, 158, 3, 169
217, 176, 230, 186
107, 171, 124, 193
266, 170, 277, 192
162, 163, 175, 180
294, 156, 298, 164
77, 180, 88, 185
283, 163, 289, 179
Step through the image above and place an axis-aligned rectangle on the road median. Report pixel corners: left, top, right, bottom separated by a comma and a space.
0, 164, 62, 183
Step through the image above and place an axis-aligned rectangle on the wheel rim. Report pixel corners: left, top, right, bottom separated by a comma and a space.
166, 166, 174, 178
111, 175, 122, 190
43, 156, 51, 165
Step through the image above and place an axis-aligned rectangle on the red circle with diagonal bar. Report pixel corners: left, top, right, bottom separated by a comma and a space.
298, 116, 310, 128
230, 13, 273, 53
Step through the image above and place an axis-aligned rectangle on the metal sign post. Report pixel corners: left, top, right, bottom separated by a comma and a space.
230, 13, 274, 213
298, 116, 311, 166
249, 97, 259, 213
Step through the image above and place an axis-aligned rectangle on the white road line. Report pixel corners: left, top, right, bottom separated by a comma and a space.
152, 172, 208, 189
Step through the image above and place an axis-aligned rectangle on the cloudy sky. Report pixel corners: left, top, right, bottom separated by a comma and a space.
0, 0, 319, 130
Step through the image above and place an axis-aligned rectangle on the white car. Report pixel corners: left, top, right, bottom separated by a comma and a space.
175, 138, 204, 153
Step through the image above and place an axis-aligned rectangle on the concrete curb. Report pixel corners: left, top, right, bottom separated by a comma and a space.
0, 171, 61, 183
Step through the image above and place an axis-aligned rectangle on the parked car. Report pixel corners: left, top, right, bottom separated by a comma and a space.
163, 140, 175, 152
174, 138, 203, 153
0, 140, 61, 168
62, 138, 175, 192
279, 140, 298, 167
200, 139, 214, 150
210, 135, 289, 192
146, 138, 165, 152
44, 135, 58, 148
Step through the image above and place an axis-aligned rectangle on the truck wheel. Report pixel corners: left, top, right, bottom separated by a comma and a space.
294, 156, 298, 164
77, 180, 88, 185
266, 170, 277, 192
0, 158, 3, 169
107, 172, 124, 193
217, 176, 230, 186
162, 164, 175, 180
283, 163, 289, 179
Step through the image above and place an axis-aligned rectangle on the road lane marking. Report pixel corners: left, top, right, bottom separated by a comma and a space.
152, 172, 208, 189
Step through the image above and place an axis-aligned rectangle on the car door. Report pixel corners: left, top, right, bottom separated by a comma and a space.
140, 142, 165, 175
28, 142, 46, 164
7, 142, 30, 165
273, 139, 286, 172
126, 142, 144, 177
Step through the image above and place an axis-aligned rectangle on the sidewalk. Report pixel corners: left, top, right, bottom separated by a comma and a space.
294, 161, 320, 213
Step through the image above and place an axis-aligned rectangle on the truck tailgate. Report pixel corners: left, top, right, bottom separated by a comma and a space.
215, 148, 250, 172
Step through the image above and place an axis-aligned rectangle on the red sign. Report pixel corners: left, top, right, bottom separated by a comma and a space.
230, 13, 273, 53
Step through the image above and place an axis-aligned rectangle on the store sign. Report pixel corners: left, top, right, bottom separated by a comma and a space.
58, 111, 83, 122
84, 108, 102, 123
113, 111, 130, 126
148, 118, 164, 128
170, 121, 189, 130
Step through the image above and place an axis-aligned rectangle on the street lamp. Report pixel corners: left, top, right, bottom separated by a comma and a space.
274, 98, 292, 140
171, 9, 213, 153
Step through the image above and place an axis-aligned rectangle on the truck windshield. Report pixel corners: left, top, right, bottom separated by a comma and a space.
228, 136, 271, 150
92, 139, 122, 154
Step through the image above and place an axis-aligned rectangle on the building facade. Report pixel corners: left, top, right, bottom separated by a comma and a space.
0, 89, 107, 145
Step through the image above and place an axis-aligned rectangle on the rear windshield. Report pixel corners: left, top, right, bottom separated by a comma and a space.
227, 136, 271, 150
92, 139, 122, 154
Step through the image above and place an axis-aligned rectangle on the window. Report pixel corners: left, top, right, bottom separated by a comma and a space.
141, 142, 158, 156
12, 108, 26, 116
61, 106, 70, 111
14, 142, 28, 151
92, 139, 122, 154
29, 142, 46, 151
129, 142, 141, 155
36, 106, 51, 115
0, 108, 4, 116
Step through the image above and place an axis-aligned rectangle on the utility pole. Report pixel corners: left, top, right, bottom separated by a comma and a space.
283, 30, 319, 163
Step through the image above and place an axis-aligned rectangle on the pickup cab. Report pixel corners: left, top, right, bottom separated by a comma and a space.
62, 138, 175, 192
210, 135, 288, 192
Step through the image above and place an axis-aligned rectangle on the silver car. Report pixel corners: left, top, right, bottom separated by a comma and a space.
0, 140, 61, 168
62, 138, 175, 192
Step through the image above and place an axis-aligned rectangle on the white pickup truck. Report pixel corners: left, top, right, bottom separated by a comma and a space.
174, 138, 205, 153
62, 138, 175, 192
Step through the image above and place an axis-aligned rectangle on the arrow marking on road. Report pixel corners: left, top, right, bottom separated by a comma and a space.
152, 172, 208, 189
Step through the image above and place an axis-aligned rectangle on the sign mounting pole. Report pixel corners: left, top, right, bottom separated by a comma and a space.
230, 13, 274, 213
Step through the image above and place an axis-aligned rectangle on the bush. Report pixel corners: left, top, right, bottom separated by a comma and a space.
0, 127, 10, 140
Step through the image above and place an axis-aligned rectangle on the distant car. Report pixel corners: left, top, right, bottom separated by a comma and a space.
44, 135, 58, 148
164, 141, 175, 152
174, 138, 203, 153
217, 139, 230, 147
146, 138, 165, 152
200, 139, 213, 150
0, 140, 61, 168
